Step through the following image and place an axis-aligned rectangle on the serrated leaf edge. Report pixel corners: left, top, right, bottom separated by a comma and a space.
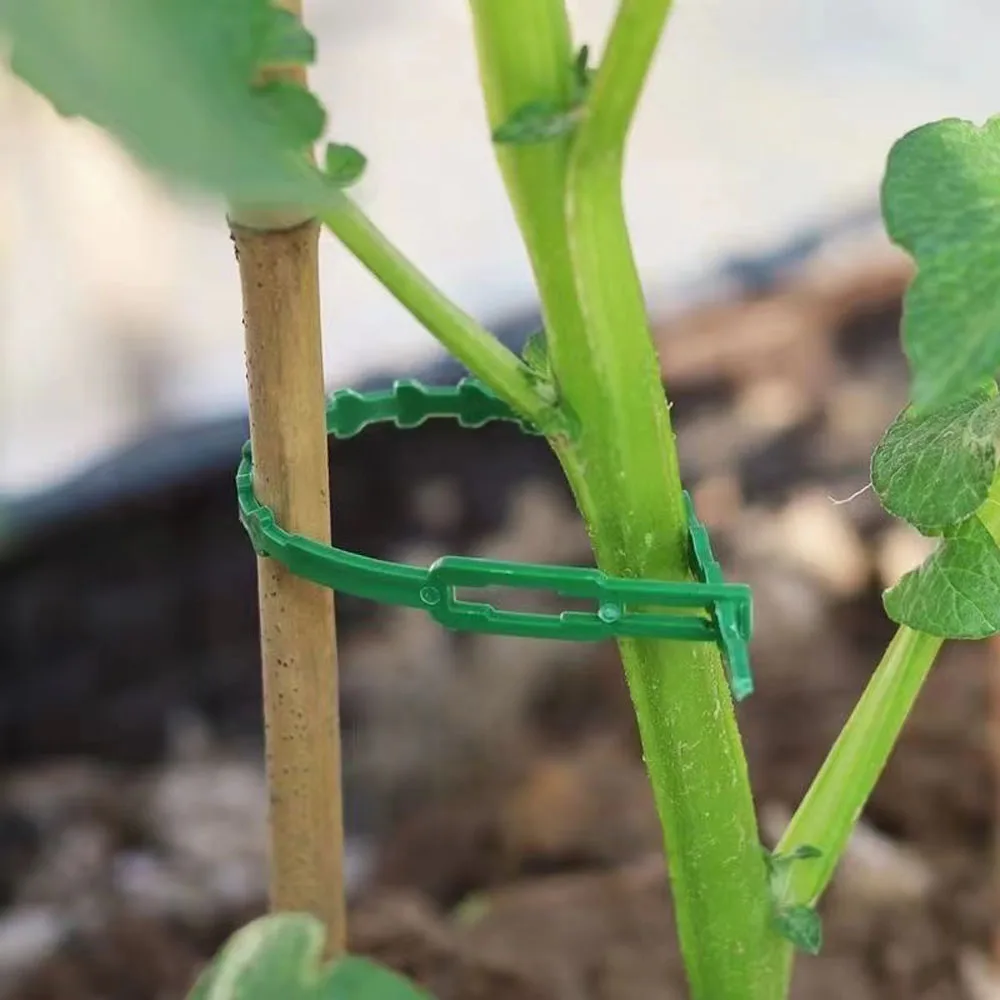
882, 516, 1000, 638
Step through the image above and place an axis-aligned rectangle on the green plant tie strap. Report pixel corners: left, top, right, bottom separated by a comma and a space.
235, 378, 755, 700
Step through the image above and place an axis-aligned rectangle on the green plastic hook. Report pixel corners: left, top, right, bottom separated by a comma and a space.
235, 378, 754, 701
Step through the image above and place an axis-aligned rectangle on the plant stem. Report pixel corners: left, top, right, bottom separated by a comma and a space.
566, 0, 687, 574
467, 0, 627, 559
777, 628, 941, 900
318, 196, 560, 434
778, 480, 1000, 908
228, 0, 345, 956
572, 5, 786, 996
470, 2, 784, 997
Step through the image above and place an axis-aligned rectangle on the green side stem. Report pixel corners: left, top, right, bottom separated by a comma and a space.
775, 629, 941, 903
317, 196, 561, 436
470, 2, 785, 998
778, 477, 1000, 909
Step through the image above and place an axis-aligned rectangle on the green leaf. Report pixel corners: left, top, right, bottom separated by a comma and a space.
572, 44, 594, 104
872, 388, 1000, 533
884, 515, 1000, 638
774, 905, 823, 956
881, 117, 1000, 411
186, 913, 432, 1000
519, 330, 559, 407
764, 843, 822, 875
0, 0, 335, 209
325, 143, 367, 188
784, 845, 822, 863
258, 7, 315, 66
521, 330, 552, 380
256, 81, 327, 147
492, 100, 583, 145
326, 957, 432, 999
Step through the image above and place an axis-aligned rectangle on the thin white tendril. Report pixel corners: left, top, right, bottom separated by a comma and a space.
827, 481, 873, 506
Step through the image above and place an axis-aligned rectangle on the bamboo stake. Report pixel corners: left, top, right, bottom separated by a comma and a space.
228, 0, 346, 954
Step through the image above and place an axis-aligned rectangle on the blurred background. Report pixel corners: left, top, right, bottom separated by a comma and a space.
4, 0, 1000, 494
3, 2, 1000, 999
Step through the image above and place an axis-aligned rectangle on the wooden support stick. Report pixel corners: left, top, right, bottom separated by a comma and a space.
229, 0, 346, 956
232, 222, 345, 951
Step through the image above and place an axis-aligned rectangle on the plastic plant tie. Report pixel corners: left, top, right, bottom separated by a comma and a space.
235, 378, 755, 700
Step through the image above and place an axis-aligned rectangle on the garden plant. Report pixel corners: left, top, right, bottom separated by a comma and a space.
3, 1, 1000, 998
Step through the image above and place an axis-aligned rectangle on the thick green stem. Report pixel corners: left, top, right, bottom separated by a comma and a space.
568, 5, 785, 997
470, 2, 784, 997
317, 196, 560, 435
562, 0, 705, 564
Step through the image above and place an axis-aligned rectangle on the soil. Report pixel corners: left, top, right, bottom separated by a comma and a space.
2, 235, 998, 1000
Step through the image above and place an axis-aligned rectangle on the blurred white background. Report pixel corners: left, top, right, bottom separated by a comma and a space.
1, 0, 998, 493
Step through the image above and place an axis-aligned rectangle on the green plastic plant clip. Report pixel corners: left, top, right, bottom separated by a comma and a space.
326, 378, 539, 438
685, 492, 754, 700
235, 378, 755, 700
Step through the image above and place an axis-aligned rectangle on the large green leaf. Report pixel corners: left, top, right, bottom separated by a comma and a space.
883, 515, 1000, 638
187, 914, 432, 1000
881, 117, 1000, 412
871, 388, 1000, 534
0, 0, 335, 209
